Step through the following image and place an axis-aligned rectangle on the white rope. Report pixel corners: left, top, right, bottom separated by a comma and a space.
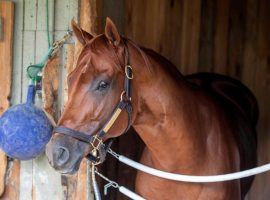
108, 149, 270, 183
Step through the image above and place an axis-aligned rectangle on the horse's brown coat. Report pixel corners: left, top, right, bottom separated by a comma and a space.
46, 18, 257, 200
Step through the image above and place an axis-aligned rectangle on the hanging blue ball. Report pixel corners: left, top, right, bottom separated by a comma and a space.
0, 85, 53, 160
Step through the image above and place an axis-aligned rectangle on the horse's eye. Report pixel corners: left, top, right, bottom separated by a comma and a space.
97, 81, 109, 91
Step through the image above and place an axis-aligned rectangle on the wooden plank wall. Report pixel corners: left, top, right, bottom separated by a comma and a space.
3, 0, 79, 199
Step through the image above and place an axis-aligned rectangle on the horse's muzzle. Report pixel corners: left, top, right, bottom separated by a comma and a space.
46, 133, 89, 174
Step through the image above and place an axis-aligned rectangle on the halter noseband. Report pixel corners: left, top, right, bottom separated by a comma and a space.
53, 41, 133, 165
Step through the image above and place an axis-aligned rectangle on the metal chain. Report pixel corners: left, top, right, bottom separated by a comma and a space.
51, 30, 73, 57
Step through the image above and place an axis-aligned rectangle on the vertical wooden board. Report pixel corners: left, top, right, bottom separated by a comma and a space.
102, 0, 123, 34
213, 0, 230, 74
35, 31, 53, 62
180, 0, 201, 74
36, 0, 54, 31
19, 161, 33, 200
0, 151, 7, 197
0, 1, 14, 197
32, 155, 62, 200
227, 0, 246, 79
55, 0, 73, 31
198, 0, 215, 72
11, 0, 24, 105
125, 0, 147, 46
159, 0, 183, 70
54, 0, 69, 31
1, 160, 20, 200
24, 0, 37, 31
125, 0, 166, 53
74, 161, 88, 200
21, 31, 36, 105
242, 0, 259, 91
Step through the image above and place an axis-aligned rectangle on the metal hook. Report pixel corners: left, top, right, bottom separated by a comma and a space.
104, 181, 118, 195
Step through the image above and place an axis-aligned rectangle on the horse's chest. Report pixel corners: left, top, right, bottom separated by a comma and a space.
135, 148, 240, 200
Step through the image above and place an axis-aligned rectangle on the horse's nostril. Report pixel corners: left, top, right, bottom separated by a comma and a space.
55, 146, 70, 166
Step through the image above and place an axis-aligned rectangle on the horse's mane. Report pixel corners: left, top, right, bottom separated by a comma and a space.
74, 34, 185, 83
126, 38, 187, 83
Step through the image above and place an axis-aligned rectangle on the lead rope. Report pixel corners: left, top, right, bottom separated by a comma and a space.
91, 164, 101, 200
107, 148, 270, 183
91, 166, 146, 200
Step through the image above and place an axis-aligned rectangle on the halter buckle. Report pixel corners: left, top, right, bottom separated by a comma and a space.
91, 135, 103, 151
120, 91, 131, 101
125, 65, 133, 79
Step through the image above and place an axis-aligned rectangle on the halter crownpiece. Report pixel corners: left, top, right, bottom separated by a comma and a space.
53, 41, 133, 165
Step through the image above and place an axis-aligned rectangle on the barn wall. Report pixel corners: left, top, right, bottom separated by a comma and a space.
7, 0, 79, 199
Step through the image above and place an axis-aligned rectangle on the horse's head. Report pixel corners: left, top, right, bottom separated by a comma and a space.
46, 18, 138, 174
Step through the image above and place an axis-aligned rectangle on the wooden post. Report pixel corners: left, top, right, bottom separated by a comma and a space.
0, 1, 14, 197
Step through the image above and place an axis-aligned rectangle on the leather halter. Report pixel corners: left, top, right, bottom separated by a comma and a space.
53, 40, 133, 165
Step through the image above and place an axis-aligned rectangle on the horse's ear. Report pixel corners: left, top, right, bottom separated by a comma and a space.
71, 19, 93, 45
105, 17, 121, 46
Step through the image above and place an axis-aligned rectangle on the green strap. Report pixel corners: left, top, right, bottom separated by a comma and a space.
26, 47, 53, 82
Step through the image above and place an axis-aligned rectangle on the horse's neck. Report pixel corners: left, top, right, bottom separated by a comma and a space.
131, 46, 208, 171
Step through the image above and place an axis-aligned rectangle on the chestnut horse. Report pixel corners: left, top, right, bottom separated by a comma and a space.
46, 18, 258, 200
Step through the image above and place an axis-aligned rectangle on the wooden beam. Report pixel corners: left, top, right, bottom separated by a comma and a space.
0, 1, 14, 197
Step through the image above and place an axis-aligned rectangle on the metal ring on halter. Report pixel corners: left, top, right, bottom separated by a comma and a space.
120, 91, 131, 101
120, 91, 126, 101
125, 65, 133, 79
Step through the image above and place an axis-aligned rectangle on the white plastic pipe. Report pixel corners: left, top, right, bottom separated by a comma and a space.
119, 186, 146, 200
119, 155, 270, 183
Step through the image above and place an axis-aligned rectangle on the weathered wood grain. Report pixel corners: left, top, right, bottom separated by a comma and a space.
1, 159, 20, 200
0, 1, 14, 197
198, 0, 215, 72
227, 0, 246, 79
42, 55, 59, 120
213, 0, 230, 74
180, 0, 201, 74
0, 151, 7, 197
